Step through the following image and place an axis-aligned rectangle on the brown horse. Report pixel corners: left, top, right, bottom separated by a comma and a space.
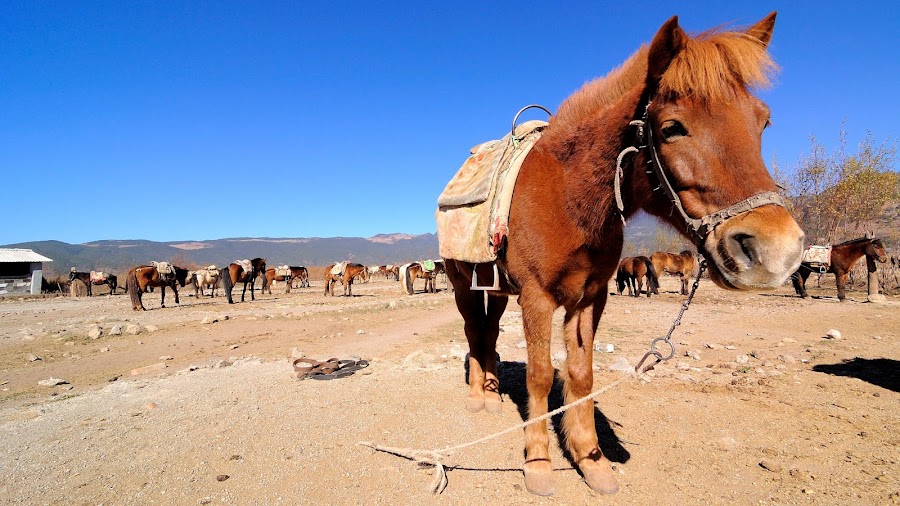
68, 269, 118, 296
126, 264, 190, 311
615, 256, 659, 297
791, 237, 888, 301
262, 266, 296, 294
221, 258, 266, 304
650, 250, 695, 295
323, 262, 369, 296
441, 14, 803, 495
290, 266, 310, 288
402, 261, 445, 294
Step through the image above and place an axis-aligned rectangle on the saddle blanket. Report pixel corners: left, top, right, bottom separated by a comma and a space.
90, 271, 106, 282
801, 245, 831, 266
151, 261, 173, 275
422, 259, 436, 272
435, 119, 547, 263
275, 266, 291, 277
235, 259, 253, 273
331, 261, 347, 276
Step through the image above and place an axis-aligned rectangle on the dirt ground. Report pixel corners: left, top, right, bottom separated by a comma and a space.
0, 273, 897, 505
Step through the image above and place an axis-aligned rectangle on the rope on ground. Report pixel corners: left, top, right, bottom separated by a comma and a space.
359, 357, 657, 494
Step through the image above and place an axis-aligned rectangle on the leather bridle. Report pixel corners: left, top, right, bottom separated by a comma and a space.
615, 100, 788, 244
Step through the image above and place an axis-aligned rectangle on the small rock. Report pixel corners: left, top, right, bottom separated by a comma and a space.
38, 377, 69, 386
388, 300, 398, 309
107, 376, 120, 382
593, 342, 614, 353
126, 324, 142, 335
159, 355, 174, 361
146, 402, 157, 410
144, 325, 159, 333
356, 330, 365, 335
201, 316, 218, 325
724, 345, 737, 350
216, 475, 229, 482
735, 354, 750, 365
213, 360, 232, 369
825, 329, 842, 340
290, 347, 304, 359
109, 325, 123, 336
100, 347, 110, 353
686, 349, 702, 361
676, 361, 691, 371
779, 355, 797, 364
26, 354, 42, 362
782, 337, 796, 343
88, 327, 103, 340
704, 343, 723, 350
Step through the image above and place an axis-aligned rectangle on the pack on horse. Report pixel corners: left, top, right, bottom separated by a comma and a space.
69, 268, 118, 296
221, 258, 267, 304
192, 265, 220, 298
650, 249, 695, 295
615, 256, 659, 297
126, 262, 190, 311
791, 237, 888, 301
438, 14, 803, 495
263, 265, 295, 294
323, 262, 368, 296
402, 260, 445, 294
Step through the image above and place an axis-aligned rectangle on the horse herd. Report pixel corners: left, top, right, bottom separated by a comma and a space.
65, 258, 450, 311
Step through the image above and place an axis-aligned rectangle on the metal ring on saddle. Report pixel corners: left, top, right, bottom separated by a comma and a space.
649, 337, 676, 361
510, 104, 552, 141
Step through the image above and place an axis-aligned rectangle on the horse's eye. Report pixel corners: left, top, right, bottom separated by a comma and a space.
661, 120, 688, 141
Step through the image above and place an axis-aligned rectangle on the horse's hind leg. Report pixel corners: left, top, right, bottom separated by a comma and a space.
451, 284, 488, 412
481, 294, 507, 413
562, 295, 619, 494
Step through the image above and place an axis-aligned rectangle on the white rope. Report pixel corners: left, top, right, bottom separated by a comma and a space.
359, 360, 655, 494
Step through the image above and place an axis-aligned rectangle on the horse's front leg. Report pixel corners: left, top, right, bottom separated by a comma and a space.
250, 279, 255, 301
836, 270, 848, 301
520, 288, 557, 496
160, 286, 166, 308
173, 284, 179, 305
562, 295, 619, 494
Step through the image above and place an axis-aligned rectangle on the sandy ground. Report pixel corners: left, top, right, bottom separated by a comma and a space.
0, 274, 897, 505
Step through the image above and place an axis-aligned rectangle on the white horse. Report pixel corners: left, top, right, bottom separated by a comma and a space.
192, 266, 220, 297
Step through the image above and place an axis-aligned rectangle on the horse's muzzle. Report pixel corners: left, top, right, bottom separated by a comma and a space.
704, 204, 804, 290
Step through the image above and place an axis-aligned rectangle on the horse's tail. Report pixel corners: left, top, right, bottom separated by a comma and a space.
645, 259, 660, 295
221, 267, 234, 303
127, 270, 142, 309
402, 264, 415, 295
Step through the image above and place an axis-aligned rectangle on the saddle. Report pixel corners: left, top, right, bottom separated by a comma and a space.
151, 261, 174, 278
90, 271, 106, 282
275, 265, 291, 277
331, 261, 347, 276
435, 119, 547, 263
206, 265, 218, 273
235, 259, 253, 273
801, 245, 831, 267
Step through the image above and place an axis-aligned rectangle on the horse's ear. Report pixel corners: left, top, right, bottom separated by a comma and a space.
646, 15, 687, 91
747, 11, 776, 48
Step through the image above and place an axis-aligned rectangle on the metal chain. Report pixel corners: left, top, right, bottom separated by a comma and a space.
635, 258, 708, 374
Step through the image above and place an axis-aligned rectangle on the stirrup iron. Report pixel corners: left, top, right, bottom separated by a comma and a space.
470, 264, 500, 291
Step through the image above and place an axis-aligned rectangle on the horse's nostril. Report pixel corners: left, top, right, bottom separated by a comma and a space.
732, 233, 756, 263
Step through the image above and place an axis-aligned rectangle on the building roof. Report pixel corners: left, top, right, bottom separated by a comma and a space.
0, 248, 53, 263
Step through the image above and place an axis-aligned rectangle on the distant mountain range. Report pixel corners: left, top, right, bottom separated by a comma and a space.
4, 214, 666, 277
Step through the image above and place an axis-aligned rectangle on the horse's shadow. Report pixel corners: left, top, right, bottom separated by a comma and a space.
465, 359, 631, 467
812, 358, 899, 393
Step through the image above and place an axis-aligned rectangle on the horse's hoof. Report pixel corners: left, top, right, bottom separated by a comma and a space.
579, 454, 619, 495
465, 396, 484, 413
523, 461, 555, 496
484, 393, 502, 414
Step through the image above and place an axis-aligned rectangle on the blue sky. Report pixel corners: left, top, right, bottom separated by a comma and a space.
1, 1, 897, 244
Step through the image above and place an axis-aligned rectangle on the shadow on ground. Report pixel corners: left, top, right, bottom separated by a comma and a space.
813, 357, 899, 393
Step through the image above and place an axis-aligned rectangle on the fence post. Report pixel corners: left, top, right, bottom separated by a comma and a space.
867, 256, 885, 303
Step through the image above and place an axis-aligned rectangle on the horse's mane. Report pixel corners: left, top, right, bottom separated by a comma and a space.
545, 27, 777, 144
834, 237, 879, 247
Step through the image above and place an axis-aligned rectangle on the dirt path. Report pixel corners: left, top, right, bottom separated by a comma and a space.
1, 276, 897, 504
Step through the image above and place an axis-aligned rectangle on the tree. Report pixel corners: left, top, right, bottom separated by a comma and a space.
779, 124, 898, 244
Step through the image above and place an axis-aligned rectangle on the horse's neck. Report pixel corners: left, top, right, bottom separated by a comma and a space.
834, 241, 868, 269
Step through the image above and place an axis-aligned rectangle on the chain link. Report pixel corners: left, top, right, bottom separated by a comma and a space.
635, 258, 708, 374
